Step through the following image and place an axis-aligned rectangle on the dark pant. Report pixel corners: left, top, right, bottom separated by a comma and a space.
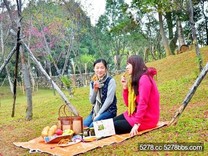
113, 114, 132, 134
84, 111, 116, 127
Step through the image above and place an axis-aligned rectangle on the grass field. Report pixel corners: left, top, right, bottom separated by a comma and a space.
0, 47, 208, 156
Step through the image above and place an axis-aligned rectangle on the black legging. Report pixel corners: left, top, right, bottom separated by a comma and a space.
113, 114, 132, 134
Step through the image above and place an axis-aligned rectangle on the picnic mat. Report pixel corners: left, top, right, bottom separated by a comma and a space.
13, 121, 168, 156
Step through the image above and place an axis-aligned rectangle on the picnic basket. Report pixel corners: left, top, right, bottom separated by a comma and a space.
57, 104, 83, 134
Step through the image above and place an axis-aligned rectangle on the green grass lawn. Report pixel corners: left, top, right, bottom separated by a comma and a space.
0, 47, 208, 155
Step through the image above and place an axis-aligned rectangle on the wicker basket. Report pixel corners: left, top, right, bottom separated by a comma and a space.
57, 104, 83, 134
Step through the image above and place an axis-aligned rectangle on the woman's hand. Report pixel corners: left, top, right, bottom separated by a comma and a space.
93, 113, 100, 121
93, 81, 100, 91
121, 76, 128, 89
130, 123, 140, 137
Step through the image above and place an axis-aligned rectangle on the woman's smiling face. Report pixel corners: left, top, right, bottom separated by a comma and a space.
94, 62, 107, 79
126, 63, 133, 75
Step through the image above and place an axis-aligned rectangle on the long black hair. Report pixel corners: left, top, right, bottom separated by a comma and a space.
127, 55, 147, 95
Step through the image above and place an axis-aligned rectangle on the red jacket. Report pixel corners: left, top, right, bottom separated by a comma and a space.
123, 68, 160, 131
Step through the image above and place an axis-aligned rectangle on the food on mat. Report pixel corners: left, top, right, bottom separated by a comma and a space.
55, 129, 63, 135
48, 125, 58, 136
41, 126, 50, 138
58, 138, 70, 145
83, 136, 97, 142
63, 129, 74, 135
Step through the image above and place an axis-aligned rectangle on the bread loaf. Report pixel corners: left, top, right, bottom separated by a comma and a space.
41, 126, 50, 138
48, 125, 58, 136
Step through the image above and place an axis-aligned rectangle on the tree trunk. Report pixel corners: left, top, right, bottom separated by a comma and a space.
11, 30, 20, 117
165, 12, 173, 40
11, 0, 23, 117
61, 33, 73, 75
20, 48, 33, 120
158, 12, 172, 56
0, 21, 4, 62
114, 55, 121, 71
187, 0, 203, 71
26, 22, 36, 92
6, 66, 13, 93
177, 18, 185, 48
143, 47, 149, 62
200, 0, 208, 45
72, 47, 84, 86
0, 21, 14, 93
42, 29, 60, 76
150, 46, 158, 60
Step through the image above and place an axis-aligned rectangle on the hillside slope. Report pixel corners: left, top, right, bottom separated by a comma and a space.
147, 47, 208, 121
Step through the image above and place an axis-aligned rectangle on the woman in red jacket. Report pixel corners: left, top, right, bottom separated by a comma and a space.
113, 55, 160, 136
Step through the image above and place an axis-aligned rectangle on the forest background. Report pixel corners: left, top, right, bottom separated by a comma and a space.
0, 0, 208, 155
